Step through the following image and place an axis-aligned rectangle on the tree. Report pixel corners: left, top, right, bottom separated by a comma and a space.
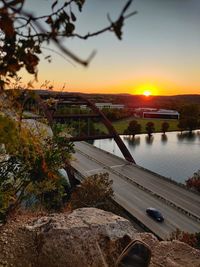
0, 0, 136, 221
124, 120, 141, 137
186, 117, 198, 135
185, 170, 200, 193
180, 104, 199, 118
145, 122, 155, 137
161, 122, 169, 135
102, 108, 132, 121
79, 120, 97, 136
69, 173, 114, 210
178, 118, 187, 134
179, 104, 199, 134
0, 95, 74, 222
0, 0, 136, 89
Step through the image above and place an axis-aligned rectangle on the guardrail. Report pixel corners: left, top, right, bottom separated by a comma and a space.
81, 141, 200, 196
72, 165, 165, 240
75, 147, 200, 223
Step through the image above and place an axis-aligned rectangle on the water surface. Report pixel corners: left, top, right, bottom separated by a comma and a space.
93, 131, 200, 184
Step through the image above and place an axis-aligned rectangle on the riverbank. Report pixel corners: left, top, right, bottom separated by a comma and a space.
95, 117, 179, 135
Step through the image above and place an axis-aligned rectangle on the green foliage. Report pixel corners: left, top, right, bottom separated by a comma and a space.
178, 104, 199, 134
102, 108, 132, 121
124, 120, 141, 136
70, 173, 114, 210
95, 118, 178, 135
63, 119, 98, 136
161, 122, 169, 134
145, 121, 155, 137
180, 104, 199, 118
0, 103, 74, 221
186, 117, 198, 133
26, 175, 70, 211
178, 118, 187, 133
185, 170, 200, 193
0, 184, 16, 222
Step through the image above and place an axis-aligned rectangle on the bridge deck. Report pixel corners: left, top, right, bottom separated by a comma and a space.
72, 141, 200, 240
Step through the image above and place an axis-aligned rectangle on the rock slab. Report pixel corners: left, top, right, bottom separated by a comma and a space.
0, 208, 200, 267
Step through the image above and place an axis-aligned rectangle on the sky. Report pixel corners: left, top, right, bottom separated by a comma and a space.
21, 0, 200, 95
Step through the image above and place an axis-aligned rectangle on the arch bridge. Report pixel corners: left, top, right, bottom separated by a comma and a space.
21, 90, 135, 164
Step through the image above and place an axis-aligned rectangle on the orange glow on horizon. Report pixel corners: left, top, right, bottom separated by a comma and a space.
133, 83, 159, 96
143, 90, 151, 97
16, 71, 200, 95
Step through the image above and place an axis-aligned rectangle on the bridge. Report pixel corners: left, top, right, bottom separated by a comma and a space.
20, 90, 200, 240
72, 141, 200, 240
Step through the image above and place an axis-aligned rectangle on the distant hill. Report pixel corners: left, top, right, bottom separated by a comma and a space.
85, 94, 200, 110
11, 89, 199, 110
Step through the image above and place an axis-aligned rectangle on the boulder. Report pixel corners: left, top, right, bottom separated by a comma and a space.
26, 208, 137, 267
0, 208, 200, 267
136, 233, 200, 267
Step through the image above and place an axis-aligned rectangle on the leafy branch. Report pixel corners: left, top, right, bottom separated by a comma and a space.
0, 0, 137, 89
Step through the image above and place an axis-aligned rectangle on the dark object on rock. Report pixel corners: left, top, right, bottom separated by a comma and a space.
116, 239, 151, 267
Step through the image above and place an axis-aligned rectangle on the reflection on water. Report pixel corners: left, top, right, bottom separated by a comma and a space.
93, 130, 200, 184
123, 136, 140, 147
177, 132, 197, 142
161, 134, 168, 143
145, 136, 154, 145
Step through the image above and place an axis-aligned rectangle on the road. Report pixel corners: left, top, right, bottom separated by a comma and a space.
72, 142, 200, 240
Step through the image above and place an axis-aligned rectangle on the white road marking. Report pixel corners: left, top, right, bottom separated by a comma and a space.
110, 164, 128, 169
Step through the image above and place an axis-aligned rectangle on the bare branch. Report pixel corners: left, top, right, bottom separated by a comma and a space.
41, 46, 77, 67
0, 0, 136, 85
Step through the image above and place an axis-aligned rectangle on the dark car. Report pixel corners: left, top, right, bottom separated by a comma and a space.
146, 208, 164, 222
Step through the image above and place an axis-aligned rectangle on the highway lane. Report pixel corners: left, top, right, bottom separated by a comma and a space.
112, 175, 200, 235
74, 142, 200, 220
73, 142, 200, 239
72, 149, 200, 240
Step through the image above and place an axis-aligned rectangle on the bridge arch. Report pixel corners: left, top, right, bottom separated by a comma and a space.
21, 90, 135, 163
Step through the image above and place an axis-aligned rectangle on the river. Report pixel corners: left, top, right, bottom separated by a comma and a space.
93, 130, 200, 184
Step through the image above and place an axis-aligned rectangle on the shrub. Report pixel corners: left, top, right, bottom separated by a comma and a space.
69, 173, 114, 210
0, 102, 74, 221
169, 228, 200, 249
186, 170, 200, 193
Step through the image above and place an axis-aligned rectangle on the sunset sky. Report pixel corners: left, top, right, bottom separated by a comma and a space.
22, 0, 200, 95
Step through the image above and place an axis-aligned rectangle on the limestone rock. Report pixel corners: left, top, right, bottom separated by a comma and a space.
27, 208, 137, 267
136, 233, 200, 267
0, 208, 200, 267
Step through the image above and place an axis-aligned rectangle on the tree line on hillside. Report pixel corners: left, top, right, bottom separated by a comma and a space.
177, 104, 199, 134
101, 108, 133, 121
90, 94, 200, 110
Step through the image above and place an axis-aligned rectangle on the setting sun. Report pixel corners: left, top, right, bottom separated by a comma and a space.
143, 90, 151, 97
133, 83, 158, 96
